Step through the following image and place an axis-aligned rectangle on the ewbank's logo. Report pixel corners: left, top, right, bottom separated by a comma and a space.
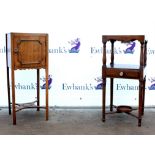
148, 77, 155, 90
91, 41, 136, 54
94, 77, 103, 89
13, 75, 52, 90
124, 41, 136, 54
40, 74, 52, 89
68, 38, 80, 53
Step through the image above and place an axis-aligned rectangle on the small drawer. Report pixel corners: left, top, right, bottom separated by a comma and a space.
106, 68, 140, 79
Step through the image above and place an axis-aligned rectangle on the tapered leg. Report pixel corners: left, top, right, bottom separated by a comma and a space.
142, 78, 146, 115
138, 80, 143, 127
110, 78, 114, 111
7, 67, 11, 114
45, 68, 49, 120
11, 69, 16, 125
37, 69, 40, 111
102, 78, 106, 122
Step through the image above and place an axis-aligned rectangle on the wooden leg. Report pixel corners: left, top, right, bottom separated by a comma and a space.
138, 80, 143, 127
102, 78, 106, 122
110, 78, 114, 111
45, 68, 49, 121
7, 67, 11, 115
142, 78, 146, 116
11, 69, 16, 125
37, 69, 40, 111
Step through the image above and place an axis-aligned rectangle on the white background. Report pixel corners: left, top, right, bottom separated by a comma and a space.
1, 0, 155, 107
0, 0, 155, 154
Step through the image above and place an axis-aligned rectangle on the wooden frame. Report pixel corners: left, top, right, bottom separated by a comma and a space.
102, 35, 147, 126
6, 33, 49, 125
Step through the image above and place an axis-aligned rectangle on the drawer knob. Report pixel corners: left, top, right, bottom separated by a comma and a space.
119, 72, 124, 76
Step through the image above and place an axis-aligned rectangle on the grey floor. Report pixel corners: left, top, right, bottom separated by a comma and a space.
0, 107, 155, 135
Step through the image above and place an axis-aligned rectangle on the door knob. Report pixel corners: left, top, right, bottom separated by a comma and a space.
14, 48, 19, 54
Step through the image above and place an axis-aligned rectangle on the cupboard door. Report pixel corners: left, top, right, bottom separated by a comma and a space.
13, 36, 46, 69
